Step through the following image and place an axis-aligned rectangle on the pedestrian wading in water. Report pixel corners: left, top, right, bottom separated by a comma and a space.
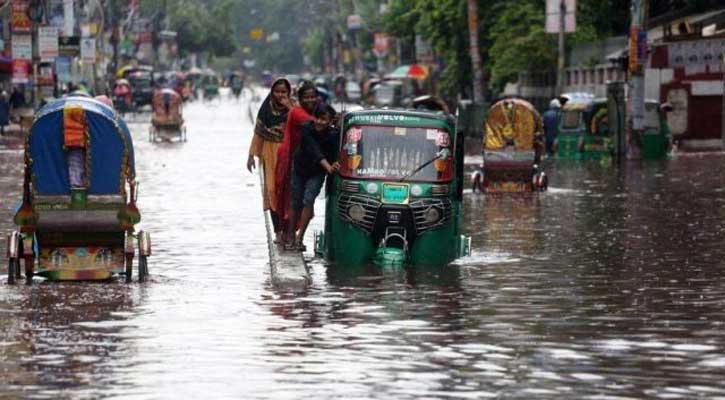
275, 80, 318, 247
285, 104, 339, 251
247, 78, 293, 243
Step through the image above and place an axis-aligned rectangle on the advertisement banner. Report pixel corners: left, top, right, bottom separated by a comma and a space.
63, 0, 74, 36
59, 36, 80, 56
11, 33, 32, 60
11, 59, 30, 83
56, 56, 72, 83
11, 0, 32, 33
39, 27, 60, 61
80, 37, 95, 63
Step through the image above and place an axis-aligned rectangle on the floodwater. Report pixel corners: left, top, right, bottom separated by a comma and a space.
2, 91, 725, 399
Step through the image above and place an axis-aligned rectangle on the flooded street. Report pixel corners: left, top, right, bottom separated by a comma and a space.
2, 93, 725, 399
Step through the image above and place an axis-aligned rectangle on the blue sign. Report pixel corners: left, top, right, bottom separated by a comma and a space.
56, 56, 72, 83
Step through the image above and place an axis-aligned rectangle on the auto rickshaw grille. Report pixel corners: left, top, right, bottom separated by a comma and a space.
338, 194, 382, 234
410, 199, 452, 234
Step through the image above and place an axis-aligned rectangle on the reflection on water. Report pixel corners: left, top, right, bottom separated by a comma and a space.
2, 95, 725, 398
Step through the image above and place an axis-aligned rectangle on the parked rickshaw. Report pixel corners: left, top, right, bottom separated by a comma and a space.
315, 109, 471, 267
6, 96, 150, 284
555, 93, 612, 160
112, 79, 134, 113
481, 98, 547, 193
150, 88, 186, 142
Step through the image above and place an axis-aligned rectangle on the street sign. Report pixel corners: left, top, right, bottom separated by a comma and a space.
373, 33, 389, 58
347, 14, 362, 30
39, 27, 60, 61
545, 0, 576, 33
11, 0, 32, 33
11, 59, 30, 83
11, 33, 32, 60
80, 37, 95, 63
56, 56, 72, 83
59, 36, 80, 56
62, 0, 74, 36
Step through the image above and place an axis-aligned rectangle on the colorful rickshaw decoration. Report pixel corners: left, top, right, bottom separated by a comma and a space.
481, 98, 547, 193
6, 96, 150, 284
315, 109, 471, 268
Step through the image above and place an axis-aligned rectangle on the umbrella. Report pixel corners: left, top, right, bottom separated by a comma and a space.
386, 64, 429, 80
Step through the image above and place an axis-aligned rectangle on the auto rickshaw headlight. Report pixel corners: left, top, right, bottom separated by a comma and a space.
410, 184, 423, 197
348, 204, 366, 222
424, 206, 441, 224
365, 182, 379, 195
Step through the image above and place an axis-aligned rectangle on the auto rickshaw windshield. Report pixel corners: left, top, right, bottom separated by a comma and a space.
339, 124, 453, 182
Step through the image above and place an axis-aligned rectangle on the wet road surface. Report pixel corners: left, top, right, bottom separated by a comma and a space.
1, 92, 725, 399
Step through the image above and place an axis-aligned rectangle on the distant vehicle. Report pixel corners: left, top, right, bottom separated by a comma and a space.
150, 88, 186, 142
345, 81, 362, 102
122, 67, 154, 108
373, 80, 414, 108
481, 98, 547, 193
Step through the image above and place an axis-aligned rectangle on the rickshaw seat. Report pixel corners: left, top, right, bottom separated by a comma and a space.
484, 150, 535, 171
34, 194, 125, 232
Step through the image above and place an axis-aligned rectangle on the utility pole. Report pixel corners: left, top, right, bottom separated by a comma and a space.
628, 0, 648, 158
721, 50, 725, 150
555, 0, 565, 96
466, 0, 484, 103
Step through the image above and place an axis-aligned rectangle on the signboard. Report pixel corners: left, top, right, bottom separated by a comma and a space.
250, 28, 264, 41
415, 35, 433, 64
59, 36, 80, 56
347, 14, 362, 30
37, 63, 55, 86
11, 0, 32, 33
49, 0, 64, 29
11, 59, 30, 83
39, 27, 60, 61
11, 34, 32, 60
628, 26, 647, 73
80, 37, 95, 63
545, 0, 576, 33
62, 0, 74, 36
373, 33, 389, 58
55, 56, 72, 83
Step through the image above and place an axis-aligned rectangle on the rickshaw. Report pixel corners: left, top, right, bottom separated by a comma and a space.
120, 66, 154, 108
555, 93, 612, 160
6, 96, 150, 284
201, 71, 220, 101
150, 88, 186, 142
315, 109, 471, 268
112, 79, 134, 113
481, 98, 547, 193
412, 95, 449, 113
229, 72, 244, 98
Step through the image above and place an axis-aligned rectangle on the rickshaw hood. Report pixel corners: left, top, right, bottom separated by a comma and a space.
29, 96, 135, 195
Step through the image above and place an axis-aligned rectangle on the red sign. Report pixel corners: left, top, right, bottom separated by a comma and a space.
11, 0, 32, 33
11, 59, 30, 83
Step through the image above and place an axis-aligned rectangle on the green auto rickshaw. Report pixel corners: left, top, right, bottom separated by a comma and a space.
555, 93, 613, 160
315, 109, 471, 267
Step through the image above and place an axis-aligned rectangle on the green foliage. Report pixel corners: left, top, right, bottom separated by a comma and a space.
487, 0, 557, 92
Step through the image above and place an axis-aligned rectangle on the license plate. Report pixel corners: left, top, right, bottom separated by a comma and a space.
382, 183, 409, 204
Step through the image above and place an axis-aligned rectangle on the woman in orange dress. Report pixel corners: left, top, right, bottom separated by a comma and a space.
247, 78, 292, 242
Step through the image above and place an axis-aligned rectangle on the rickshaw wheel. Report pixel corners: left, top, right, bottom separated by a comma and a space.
125, 254, 133, 283
138, 255, 149, 282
